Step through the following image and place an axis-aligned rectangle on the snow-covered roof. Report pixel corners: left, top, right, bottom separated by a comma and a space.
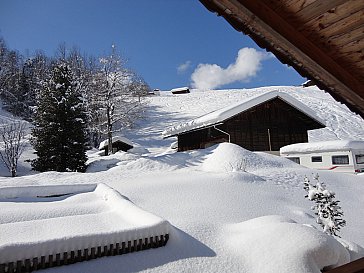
280, 140, 364, 154
98, 136, 133, 150
163, 91, 326, 138
170, 87, 189, 92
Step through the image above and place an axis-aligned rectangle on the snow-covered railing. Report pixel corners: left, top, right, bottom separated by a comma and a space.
0, 183, 170, 273
0, 235, 169, 273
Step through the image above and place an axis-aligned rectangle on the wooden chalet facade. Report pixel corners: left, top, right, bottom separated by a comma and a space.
171, 87, 190, 95
199, 0, 364, 119
163, 92, 325, 152
99, 136, 133, 156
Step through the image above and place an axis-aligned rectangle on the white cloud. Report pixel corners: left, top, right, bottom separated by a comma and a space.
191, 48, 271, 90
177, 60, 192, 74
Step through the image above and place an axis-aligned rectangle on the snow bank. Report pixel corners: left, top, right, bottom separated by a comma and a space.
202, 143, 297, 172
280, 140, 364, 154
224, 215, 353, 273
128, 144, 148, 155
0, 183, 170, 264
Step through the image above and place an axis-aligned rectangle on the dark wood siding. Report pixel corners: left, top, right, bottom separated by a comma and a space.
102, 141, 133, 155
177, 98, 324, 152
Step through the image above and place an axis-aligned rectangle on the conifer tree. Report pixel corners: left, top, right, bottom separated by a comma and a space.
31, 61, 87, 172
304, 174, 346, 236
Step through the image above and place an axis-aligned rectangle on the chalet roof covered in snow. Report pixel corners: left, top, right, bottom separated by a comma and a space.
170, 87, 189, 92
98, 136, 133, 150
163, 91, 326, 138
280, 140, 364, 154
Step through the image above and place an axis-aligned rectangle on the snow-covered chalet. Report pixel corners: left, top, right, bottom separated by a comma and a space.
163, 91, 326, 153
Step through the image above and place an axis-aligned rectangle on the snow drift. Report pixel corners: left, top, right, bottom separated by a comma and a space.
202, 142, 298, 172
224, 215, 362, 273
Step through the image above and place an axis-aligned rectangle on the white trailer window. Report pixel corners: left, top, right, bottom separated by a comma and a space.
287, 157, 300, 164
311, 156, 322, 162
356, 155, 364, 164
332, 155, 349, 165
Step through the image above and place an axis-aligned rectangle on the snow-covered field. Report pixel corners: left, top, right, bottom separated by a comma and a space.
0, 86, 364, 273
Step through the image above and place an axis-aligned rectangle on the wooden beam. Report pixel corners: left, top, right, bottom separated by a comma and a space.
294, 0, 348, 22
300, 0, 363, 32
323, 257, 364, 273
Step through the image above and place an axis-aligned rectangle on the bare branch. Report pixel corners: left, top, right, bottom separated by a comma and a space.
0, 121, 27, 177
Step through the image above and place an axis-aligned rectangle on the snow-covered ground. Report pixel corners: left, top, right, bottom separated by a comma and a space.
0, 86, 363, 273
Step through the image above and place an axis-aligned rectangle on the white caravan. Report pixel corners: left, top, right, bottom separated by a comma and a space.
280, 140, 364, 174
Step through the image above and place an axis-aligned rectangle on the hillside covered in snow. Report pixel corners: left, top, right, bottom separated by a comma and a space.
0, 86, 363, 273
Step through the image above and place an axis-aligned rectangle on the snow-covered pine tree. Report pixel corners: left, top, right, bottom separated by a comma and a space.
303, 174, 346, 236
31, 61, 88, 172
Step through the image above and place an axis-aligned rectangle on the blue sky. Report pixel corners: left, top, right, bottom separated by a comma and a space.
0, 0, 305, 90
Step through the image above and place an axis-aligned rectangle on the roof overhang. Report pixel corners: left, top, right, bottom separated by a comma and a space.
199, 0, 364, 119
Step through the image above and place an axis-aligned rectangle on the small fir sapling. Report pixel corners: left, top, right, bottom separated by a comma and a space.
227, 158, 247, 172
303, 174, 346, 237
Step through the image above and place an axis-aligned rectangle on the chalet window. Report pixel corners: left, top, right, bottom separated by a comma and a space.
287, 157, 300, 164
311, 156, 322, 163
332, 155, 349, 165
356, 155, 364, 164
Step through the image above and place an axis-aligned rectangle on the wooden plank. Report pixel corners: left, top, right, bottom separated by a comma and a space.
32, 258, 38, 270
16, 261, 22, 273
96, 246, 102, 257
63, 252, 68, 265
294, 0, 348, 23
90, 247, 96, 259
83, 248, 89, 260
121, 242, 126, 254
49, 255, 54, 267
127, 241, 132, 253
338, 40, 364, 55
40, 256, 46, 269
328, 26, 364, 47
70, 251, 75, 263
323, 257, 364, 273
76, 250, 82, 262
300, 0, 363, 31
56, 253, 61, 266
25, 260, 31, 272
8, 263, 14, 273
312, 9, 364, 39
262, 0, 317, 14
109, 244, 114, 256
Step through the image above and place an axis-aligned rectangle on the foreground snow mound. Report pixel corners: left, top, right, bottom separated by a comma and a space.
202, 143, 297, 172
225, 215, 353, 273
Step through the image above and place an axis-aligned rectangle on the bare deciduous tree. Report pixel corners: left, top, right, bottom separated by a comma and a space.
92, 45, 145, 154
0, 121, 27, 177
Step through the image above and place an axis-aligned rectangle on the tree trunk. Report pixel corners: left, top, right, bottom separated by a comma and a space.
107, 106, 113, 155
11, 167, 16, 177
